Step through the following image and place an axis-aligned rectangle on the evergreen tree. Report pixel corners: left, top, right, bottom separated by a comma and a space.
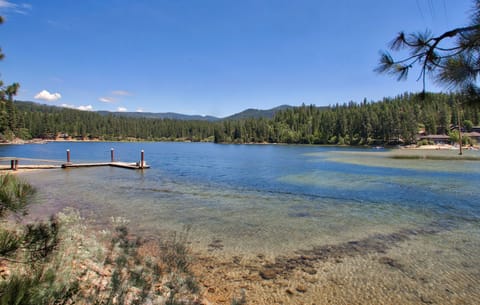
377, 0, 480, 101
0, 17, 21, 140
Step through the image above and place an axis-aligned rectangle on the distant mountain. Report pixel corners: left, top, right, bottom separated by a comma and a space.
225, 105, 294, 120
99, 105, 296, 121
15, 100, 297, 121
97, 111, 219, 121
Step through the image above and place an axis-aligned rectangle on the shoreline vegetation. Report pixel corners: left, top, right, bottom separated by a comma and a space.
0, 174, 251, 305
2, 136, 480, 148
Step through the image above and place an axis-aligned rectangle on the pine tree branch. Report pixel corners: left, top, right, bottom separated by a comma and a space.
378, 21, 480, 95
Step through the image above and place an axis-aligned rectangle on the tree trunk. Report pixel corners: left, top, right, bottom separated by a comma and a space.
457, 103, 463, 155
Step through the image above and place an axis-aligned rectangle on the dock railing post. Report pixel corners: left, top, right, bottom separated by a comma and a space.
14, 159, 18, 171
66, 149, 71, 163
111, 148, 115, 162
141, 150, 144, 169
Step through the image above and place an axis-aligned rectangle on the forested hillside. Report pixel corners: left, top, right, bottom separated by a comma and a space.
1, 92, 479, 145
215, 92, 479, 145
224, 105, 294, 120
96, 110, 219, 121
13, 101, 215, 142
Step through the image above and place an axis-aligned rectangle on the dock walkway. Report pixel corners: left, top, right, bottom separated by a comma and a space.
62, 161, 149, 170
1, 149, 150, 171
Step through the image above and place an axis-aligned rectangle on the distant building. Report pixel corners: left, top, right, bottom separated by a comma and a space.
418, 134, 451, 145
55, 133, 71, 141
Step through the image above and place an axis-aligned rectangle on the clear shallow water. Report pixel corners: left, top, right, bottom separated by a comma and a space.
2, 142, 480, 303
1, 142, 479, 248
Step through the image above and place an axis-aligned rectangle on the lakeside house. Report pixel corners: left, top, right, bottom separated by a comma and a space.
418, 132, 480, 146
417, 125, 480, 146
418, 134, 451, 145
55, 133, 71, 141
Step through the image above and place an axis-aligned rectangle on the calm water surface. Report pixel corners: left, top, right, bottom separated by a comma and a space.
1, 142, 479, 303
1, 142, 479, 250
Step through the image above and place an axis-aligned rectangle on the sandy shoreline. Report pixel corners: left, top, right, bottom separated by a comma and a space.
403, 143, 479, 150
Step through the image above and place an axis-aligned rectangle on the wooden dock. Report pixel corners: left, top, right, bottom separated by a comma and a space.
0, 164, 61, 171
0, 157, 62, 171
1, 148, 150, 171
62, 161, 150, 170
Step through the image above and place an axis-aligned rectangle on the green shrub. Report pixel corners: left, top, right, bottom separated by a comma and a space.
0, 175, 202, 305
0, 174, 35, 217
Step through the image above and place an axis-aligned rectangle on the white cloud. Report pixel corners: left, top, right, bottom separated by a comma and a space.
0, 0, 15, 8
136, 108, 144, 112
112, 90, 131, 96
117, 107, 127, 112
78, 105, 93, 111
99, 97, 115, 103
34, 90, 61, 102
60, 104, 93, 111
0, 1, 32, 14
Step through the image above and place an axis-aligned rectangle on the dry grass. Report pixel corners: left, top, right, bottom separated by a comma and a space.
0, 208, 203, 305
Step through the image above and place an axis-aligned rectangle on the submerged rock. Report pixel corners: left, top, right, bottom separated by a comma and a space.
302, 267, 317, 275
296, 285, 307, 293
259, 268, 278, 280
378, 256, 404, 270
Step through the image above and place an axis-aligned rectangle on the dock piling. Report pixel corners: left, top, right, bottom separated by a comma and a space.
66, 149, 71, 163
140, 150, 145, 169
111, 148, 115, 162
10, 159, 19, 171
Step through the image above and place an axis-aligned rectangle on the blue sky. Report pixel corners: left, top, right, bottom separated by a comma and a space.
0, 0, 474, 117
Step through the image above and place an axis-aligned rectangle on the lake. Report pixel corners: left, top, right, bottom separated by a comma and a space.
2, 142, 479, 304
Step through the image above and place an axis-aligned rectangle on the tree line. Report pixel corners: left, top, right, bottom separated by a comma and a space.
1, 92, 479, 146
11, 101, 216, 142
215, 92, 479, 145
